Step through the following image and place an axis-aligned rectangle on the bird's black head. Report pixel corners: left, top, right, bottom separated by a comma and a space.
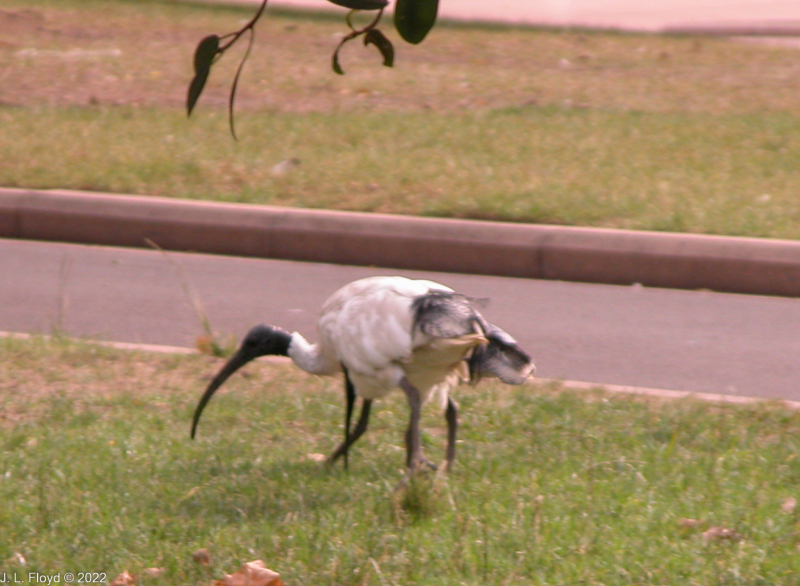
468, 323, 535, 385
239, 324, 292, 361
191, 324, 292, 439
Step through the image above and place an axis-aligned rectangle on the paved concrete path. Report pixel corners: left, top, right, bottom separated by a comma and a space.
212, 0, 800, 33
3, 237, 799, 400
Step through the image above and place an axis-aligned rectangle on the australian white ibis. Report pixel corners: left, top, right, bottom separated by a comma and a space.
191, 276, 535, 472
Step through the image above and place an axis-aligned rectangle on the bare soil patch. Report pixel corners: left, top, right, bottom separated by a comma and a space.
3, 2, 800, 114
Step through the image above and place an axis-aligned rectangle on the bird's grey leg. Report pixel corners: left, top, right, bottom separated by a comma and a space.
343, 368, 356, 469
400, 377, 424, 471
348, 399, 372, 445
444, 396, 458, 471
338, 367, 356, 469
326, 399, 372, 467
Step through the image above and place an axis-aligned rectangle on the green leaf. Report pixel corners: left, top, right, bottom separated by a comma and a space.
193, 34, 219, 73
332, 48, 345, 75
186, 69, 210, 117
363, 29, 394, 67
187, 35, 220, 117
394, 0, 438, 44
326, 0, 388, 10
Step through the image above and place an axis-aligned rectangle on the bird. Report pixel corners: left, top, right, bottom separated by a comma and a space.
190, 275, 535, 473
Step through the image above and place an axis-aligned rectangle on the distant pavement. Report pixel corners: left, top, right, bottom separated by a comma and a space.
208, 0, 800, 33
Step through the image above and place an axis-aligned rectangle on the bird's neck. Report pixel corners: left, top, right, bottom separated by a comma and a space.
287, 333, 338, 375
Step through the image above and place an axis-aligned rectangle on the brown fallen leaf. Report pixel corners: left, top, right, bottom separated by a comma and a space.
678, 518, 701, 529
142, 567, 165, 578
211, 560, 283, 586
9, 552, 25, 565
271, 158, 301, 176
109, 571, 136, 586
192, 548, 212, 566
702, 526, 742, 542
305, 453, 327, 463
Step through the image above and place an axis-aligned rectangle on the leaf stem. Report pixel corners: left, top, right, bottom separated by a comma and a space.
219, 0, 269, 53
228, 27, 255, 140
333, 8, 386, 74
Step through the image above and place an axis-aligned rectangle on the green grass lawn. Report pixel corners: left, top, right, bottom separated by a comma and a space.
3, 335, 800, 584
2, 0, 800, 238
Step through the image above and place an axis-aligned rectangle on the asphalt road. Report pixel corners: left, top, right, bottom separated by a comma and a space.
2, 237, 798, 400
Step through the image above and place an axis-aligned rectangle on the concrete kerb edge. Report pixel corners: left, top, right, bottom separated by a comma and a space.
2, 187, 800, 297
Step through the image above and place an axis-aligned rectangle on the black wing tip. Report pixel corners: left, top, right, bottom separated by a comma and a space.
412, 290, 480, 338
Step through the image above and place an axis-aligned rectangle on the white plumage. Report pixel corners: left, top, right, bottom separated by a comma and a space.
191, 276, 535, 472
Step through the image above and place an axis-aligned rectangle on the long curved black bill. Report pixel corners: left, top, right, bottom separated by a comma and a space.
190, 350, 253, 439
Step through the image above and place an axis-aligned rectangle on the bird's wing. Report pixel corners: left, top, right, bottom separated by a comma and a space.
319, 278, 422, 378
468, 322, 535, 385
317, 276, 500, 397
412, 291, 482, 339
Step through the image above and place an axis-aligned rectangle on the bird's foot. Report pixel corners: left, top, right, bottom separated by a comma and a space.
403, 455, 438, 474
418, 457, 438, 472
